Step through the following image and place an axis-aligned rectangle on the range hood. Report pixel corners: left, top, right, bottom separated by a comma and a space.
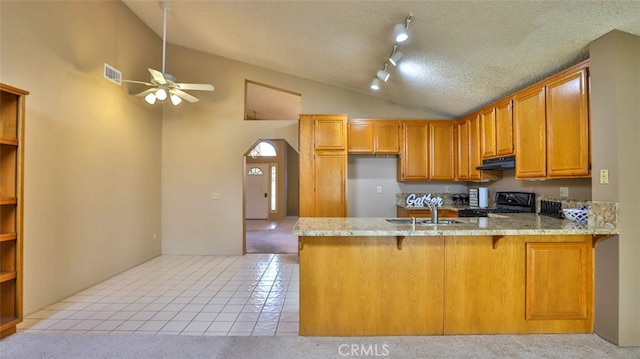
476, 155, 516, 171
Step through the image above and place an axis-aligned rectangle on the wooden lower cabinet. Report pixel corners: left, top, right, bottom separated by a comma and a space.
299, 236, 444, 336
299, 234, 593, 336
444, 235, 592, 334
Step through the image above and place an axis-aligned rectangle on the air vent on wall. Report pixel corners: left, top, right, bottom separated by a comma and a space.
103, 63, 122, 85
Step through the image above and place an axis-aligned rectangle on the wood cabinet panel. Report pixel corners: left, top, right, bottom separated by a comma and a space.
545, 68, 590, 177
374, 121, 400, 153
444, 235, 593, 334
514, 85, 547, 179
300, 236, 445, 336
398, 122, 429, 180
480, 108, 496, 158
525, 242, 591, 320
468, 115, 483, 180
347, 121, 373, 153
429, 122, 456, 180
495, 99, 514, 156
456, 120, 469, 180
314, 115, 346, 150
299, 115, 347, 217
313, 151, 347, 217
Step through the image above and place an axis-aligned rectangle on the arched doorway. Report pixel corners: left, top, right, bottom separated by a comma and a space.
243, 139, 299, 254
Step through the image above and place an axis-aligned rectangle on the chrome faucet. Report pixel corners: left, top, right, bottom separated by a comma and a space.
425, 201, 439, 223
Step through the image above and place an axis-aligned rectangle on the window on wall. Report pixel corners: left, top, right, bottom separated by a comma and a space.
248, 167, 264, 176
270, 164, 277, 212
249, 141, 277, 158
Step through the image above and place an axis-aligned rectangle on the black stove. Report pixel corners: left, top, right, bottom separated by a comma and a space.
457, 192, 536, 217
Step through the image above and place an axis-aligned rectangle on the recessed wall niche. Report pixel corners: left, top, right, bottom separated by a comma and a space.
244, 80, 301, 121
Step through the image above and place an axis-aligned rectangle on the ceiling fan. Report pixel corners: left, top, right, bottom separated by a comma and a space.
124, 1, 214, 105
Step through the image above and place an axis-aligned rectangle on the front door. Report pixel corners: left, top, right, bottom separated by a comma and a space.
246, 163, 270, 219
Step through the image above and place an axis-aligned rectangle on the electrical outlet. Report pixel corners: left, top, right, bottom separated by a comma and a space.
376, 186, 382, 194
210, 192, 221, 200
559, 187, 569, 197
153, 233, 157, 241
445, 186, 451, 193
599, 169, 609, 184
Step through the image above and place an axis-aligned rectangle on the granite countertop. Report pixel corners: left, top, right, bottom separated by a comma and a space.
293, 214, 618, 237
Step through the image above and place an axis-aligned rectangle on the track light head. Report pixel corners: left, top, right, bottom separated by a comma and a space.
394, 24, 408, 43
377, 69, 390, 82
370, 78, 380, 90
389, 50, 404, 66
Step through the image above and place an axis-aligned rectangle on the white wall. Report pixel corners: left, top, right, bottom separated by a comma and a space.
0, 1, 163, 314
160, 44, 444, 255
347, 156, 466, 217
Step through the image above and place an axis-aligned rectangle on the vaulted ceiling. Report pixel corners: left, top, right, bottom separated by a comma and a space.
122, 0, 640, 118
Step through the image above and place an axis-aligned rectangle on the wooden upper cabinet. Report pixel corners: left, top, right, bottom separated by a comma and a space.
313, 151, 347, 217
374, 121, 401, 153
545, 67, 590, 178
347, 121, 373, 153
495, 99, 514, 156
480, 108, 497, 158
314, 115, 346, 150
347, 120, 400, 154
398, 121, 429, 181
456, 119, 470, 180
468, 115, 483, 180
299, 114, 347, 217
429, 122, 456, 180
514, 84, 547, 179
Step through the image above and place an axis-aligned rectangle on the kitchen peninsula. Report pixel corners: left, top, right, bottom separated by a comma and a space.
293, 214, 617, 336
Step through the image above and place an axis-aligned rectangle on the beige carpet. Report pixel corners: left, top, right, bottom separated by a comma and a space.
246, 218, 298, 254
2, 333, 639, 359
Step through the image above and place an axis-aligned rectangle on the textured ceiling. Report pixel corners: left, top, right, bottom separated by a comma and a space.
122, 0, 640, 118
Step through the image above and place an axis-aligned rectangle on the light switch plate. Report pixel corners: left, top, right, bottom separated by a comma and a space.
210, 192, 221, 200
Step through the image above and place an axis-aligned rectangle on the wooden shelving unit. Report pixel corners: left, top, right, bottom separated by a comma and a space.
0, 83, 28, 339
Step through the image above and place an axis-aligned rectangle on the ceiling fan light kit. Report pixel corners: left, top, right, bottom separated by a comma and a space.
123, 1, 214, 106
370, 13, 413, 91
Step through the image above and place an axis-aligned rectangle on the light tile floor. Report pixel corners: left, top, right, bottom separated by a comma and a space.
18, 254, 299, 336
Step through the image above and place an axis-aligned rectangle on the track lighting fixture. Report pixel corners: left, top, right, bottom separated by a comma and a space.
394, 14, 413, 43
369, 13, 413, 91
389, 44, 404, 66
377, 68, 390, 82
370, 78, 380, 90
389, 52, 403, 67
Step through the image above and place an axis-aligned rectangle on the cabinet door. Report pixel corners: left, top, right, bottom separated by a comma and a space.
374, 121, 400, 153
495, 99, 514, 156
545, 68, 590, 177
347, 121, 373, 153
468, 115, 482, 180
480, 108, 497, 158
456, 120, 469, 180
314, 116, 346, 150
514, 85, 547, 179
430, 122, 456, 180
313, 151, 347, 217
398, 122, 429, 181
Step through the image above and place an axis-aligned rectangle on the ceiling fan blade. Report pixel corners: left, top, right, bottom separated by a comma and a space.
171, 89, 199, 103
135, 88, 157, 97
148, 68, 167, 85
123, 79, 154, 86
176, 83, 214, 91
